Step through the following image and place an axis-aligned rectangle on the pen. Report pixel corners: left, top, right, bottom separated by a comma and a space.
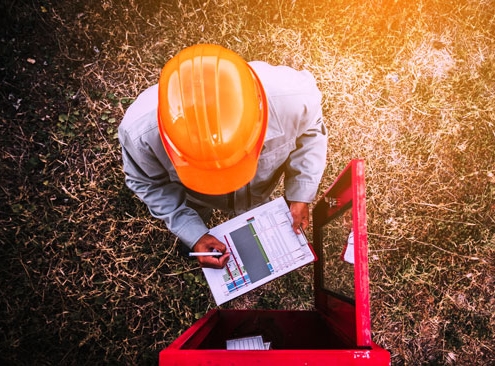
188, 252, 224, 257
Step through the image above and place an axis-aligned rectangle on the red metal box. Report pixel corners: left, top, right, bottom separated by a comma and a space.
159, 160, 390, 365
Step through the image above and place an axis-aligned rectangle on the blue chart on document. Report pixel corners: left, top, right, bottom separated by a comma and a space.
203, 197, 316, 305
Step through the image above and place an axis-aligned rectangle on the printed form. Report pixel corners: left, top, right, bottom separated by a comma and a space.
203, 197, 316, 305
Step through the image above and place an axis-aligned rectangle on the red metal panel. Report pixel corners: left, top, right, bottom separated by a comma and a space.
312, 159, 371, 347
160, 348, 391, 366
352, 160, 372, 347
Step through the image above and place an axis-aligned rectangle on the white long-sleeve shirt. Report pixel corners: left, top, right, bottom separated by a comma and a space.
118, 61, 327, 248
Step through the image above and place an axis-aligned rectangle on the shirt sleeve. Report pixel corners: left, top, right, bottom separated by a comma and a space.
118, 110, 209, 249
248, 63, 328, 204
283, 73, 328, 203
284, 102, 328, 203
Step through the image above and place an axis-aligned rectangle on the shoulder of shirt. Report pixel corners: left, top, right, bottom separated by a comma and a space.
119, 84, 159, 140
248, 61, 320, 97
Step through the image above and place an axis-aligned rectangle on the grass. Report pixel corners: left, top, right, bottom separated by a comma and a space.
1, 0, 494, 365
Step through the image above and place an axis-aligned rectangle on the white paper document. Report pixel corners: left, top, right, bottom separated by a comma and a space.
226, 335, 271, 350
202, 197, 316, 305
343, 230, 355, 264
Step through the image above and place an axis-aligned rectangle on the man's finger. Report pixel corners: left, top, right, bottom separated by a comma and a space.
289, 201, 309, 234
198, 253, 230, 269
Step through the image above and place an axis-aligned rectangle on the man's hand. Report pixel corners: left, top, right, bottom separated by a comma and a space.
192, 234, 230, 269
289, 201, 310, 234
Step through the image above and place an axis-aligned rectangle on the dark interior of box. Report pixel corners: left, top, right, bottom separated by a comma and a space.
187, 310, 354, 350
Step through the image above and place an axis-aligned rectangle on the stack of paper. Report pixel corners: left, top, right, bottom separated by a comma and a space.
226, 335, 271, 350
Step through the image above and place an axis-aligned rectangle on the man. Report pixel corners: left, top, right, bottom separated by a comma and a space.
118, 44, 327, 269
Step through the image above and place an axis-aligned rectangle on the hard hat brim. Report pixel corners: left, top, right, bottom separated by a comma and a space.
173, 147, 260, 195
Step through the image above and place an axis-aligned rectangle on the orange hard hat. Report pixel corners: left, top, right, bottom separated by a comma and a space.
157, 44, 268, 195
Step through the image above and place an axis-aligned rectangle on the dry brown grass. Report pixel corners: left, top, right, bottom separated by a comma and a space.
1, 0, 494, 365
